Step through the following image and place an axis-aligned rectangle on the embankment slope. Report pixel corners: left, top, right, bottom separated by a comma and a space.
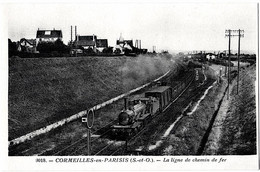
9, 55, 183, 140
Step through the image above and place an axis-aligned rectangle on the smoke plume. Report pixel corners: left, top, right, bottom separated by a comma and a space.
120, 54, 176, 91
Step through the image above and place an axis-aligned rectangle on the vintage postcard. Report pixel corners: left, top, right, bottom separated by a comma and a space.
0, 0, 259, 171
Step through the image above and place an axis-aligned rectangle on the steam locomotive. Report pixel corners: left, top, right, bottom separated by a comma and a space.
111, 72, 195, 139
111, 86, 173, 138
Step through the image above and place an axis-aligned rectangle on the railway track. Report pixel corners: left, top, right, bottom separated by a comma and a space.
53, 66, 246, 156
36, 70, 197, 156
42, 120, 118, 156
9, 67, 213, 156
46, 70, 197, 156
8, 119, 118, 156
93, 69, 214, 156
124, 79, 215, 155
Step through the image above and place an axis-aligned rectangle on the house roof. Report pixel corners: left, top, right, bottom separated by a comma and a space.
116, 40, 133, 47
76, 35, 97, 46
78, 35, 97, 41
77, 40, 95, 46
36, 30, 62, 38
20, 38, 36, 46
96, 39, 108, 48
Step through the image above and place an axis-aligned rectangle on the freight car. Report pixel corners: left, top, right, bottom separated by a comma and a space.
111, 72, 195, 138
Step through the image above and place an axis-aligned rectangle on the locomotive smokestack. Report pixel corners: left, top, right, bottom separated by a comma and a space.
124, 97, 128, 110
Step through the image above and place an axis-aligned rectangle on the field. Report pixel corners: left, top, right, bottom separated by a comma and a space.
8, 55, 182, 140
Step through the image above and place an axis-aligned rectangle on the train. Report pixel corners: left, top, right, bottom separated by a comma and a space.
111, 72, 195, 138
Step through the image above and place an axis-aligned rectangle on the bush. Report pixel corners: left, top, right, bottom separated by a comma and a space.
37, 39, 69, 54
8, 39, 18, 57
114, 48, 121, 54
102, 47, 113, 54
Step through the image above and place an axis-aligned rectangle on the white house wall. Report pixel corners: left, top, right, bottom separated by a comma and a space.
36, 37, 62, 45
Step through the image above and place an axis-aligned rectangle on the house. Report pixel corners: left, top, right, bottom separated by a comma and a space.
76, 35, 97, 51
19, 38, 37, 53
36, 29, 62, 45
206, 53, 217, 60
76, 35, 109, 53
116, 34, 133, 50
96, 39, 108, 48
96, 39, 108, 52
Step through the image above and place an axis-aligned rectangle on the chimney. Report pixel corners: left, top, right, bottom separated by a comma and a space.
75, 26, 77, 41
71, 26, 73, 42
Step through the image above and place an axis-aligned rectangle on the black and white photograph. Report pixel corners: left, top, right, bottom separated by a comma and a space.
0, 0, 259, 171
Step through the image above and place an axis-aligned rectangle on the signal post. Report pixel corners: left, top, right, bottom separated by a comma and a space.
82, 109, 95, 155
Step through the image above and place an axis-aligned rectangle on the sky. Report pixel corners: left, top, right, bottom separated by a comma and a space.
4, 2, 258, 53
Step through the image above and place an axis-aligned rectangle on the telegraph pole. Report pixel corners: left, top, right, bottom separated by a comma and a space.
237, 29, 240, 94
225, 29, 231, 100
228, 30, 231, 86
237, 29, 244, 94
225, 29, 244, 98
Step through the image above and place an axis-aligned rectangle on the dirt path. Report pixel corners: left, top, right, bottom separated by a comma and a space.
202, 79, 232, 154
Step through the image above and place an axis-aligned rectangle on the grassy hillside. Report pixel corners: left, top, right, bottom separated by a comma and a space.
217, 65, 256, 155
9, 55, 180, 140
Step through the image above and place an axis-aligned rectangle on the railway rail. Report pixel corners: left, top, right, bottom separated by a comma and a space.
92, 66, 245, 156
45, 69, 197, 156
93, 70, 204, 156
10, 65, 228, 156
123, 75, 215, 155
9, 67, 175, 156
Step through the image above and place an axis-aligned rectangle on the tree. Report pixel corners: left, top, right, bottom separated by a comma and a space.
114, 48, 121, 54
102, 46, 113, 54
84, 47, 95, 54
8, 39, 17, 52
8, 39, 18, 57
54, 39, 69, 53
37, 39, 69, 54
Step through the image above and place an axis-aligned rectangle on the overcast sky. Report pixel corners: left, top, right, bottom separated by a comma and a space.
4, 2, 258, 53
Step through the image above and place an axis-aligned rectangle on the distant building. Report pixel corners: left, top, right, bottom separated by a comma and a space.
206, 53, 216, 60
76, 35, 97, 50
36, 29, 62, 45
96, 39, 108, 52
76, 35, 108, 52
96, 39, 108, 48
19, 38, 37, 53
116, 34, 133, 50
